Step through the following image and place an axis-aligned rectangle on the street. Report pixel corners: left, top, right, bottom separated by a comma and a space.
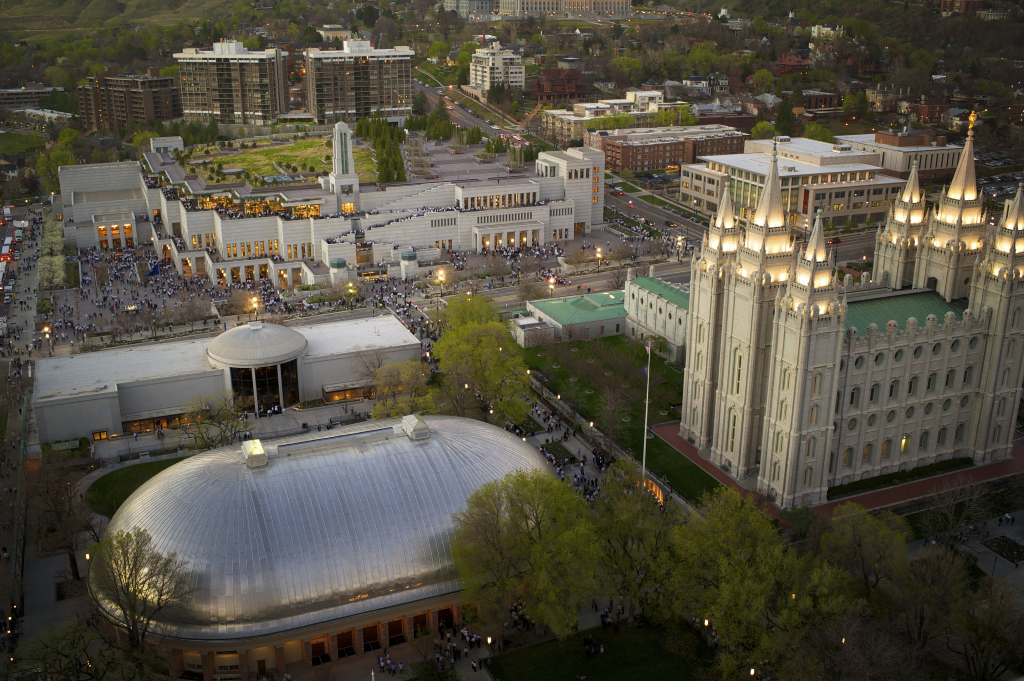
413, 80, 495, 133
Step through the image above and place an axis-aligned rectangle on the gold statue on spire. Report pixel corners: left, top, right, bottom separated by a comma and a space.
968, 110, 977, 132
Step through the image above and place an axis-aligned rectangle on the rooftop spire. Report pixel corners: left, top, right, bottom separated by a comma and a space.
750, 138, 786, 229
715, 182, 735, 230
1005, 181, 1024, 232
900, 155, 922, 204
806, 208, 827, 262
947, 112, 978, 202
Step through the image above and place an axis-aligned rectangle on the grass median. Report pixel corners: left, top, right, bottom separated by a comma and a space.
85, 456, 189, 518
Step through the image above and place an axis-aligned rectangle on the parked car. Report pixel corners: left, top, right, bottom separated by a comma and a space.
827, 237, 843, 245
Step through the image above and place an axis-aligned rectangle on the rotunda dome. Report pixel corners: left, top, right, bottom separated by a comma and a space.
206, 321, 308, 368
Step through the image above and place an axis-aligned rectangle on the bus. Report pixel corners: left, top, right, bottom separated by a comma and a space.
0, 247, 10, 262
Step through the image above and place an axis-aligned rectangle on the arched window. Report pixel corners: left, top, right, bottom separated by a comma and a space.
773, 431, 783, 453
778, 401, 788, 421
945, 370, 956, 389
1003, 369, 1011, 387
963, 366, 973, 386
889, 379, 901, 400
809, 405, 819, 426
698, 324, 704, 344
927, 373, 937, 392
1014, 308, 1021, 328
862, 443, 873, 463
842, 448, 852, 468
919, 431, 930, 451
850, 387, 861, 407
733, 351, 743, 393
836, 391, 842, 413
693, 382, 700, 399
869, 383, 879, 402
772, 460, 781, 481
955, 423, 965, 443
938, 427, 947, 446
908, 376, 918, 396
782, 369, 791, 391
812, 373, 821, 395
998, 398, 1007, 416
696, 352, 703, 371
881, 439, 891, 460
728, 410, 738, 451
1007, 340, 1016, 359
803, 467, 813, 488
805, 437, 816, 460
994, 425, 1002, 443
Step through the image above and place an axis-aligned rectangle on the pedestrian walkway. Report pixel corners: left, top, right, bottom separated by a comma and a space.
651, 421, 1024, 517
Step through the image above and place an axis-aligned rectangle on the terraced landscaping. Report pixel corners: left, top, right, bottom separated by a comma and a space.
196, 138, 332, 177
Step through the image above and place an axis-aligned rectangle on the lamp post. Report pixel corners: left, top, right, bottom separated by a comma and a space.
252, 296, 258, 321
549, 276, 555, 297
43, 325, 50, 356
596, 247, 602, 272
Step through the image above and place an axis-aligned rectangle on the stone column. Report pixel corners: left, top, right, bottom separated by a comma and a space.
330, 633, 339, 661
382, 620, 390, 642
454, 603, 463, 627
302, 639, 312, 668
355, 626, 364, 655
274, 645, 286, 674
202, 652, 215, 681
238, 650, 249, 679
424, 609, 432, 636
169, 650, 184, 680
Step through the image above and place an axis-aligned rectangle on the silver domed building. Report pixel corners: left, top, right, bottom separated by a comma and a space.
96, 415, 548, 680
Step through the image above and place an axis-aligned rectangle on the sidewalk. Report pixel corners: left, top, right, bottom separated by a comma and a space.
651, 421, 1024, 518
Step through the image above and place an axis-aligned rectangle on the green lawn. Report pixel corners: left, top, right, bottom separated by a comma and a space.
0, 131, 46, 155
85, 457, 188, 518
486, 625, 708, 681
525, 336, 719, 503
191, 138, 332, 177
417, 62, 458, 86
619, 183, 641, 193
353, 147, 377, 183
639, 194, 669, 207
523, 134, 555, 151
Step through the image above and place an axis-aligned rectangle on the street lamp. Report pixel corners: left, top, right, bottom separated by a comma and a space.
252, 296, 258, 320
549, 276, 555, 297
596, 247, 602, 272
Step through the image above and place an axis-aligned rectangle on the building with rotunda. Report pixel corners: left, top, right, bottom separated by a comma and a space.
678, 116, 1024, 507
95, 415, 549, 681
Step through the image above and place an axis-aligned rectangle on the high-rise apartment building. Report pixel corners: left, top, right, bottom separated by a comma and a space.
304, 41, 414, 126
174, 41, 288, 125
76, 68, 181, 131
469, 42, 525, 91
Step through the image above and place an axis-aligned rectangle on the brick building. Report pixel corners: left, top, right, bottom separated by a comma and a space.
174, 41, 287, 126
774, 55, 812, 77
76, 68, 180, 131
913, 97, 949, 124
939, 0, 979, 15
604, 128, 749, 172
532, 69, 588, 103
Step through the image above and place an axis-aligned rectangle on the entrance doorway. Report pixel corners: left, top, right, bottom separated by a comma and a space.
338, 631, 356, 658
927, 277, 938, 291
574, 221, 586, 234
437, 607, 454, 631
388, 618, 406, 646
257, 660, 267, 676
310, 637, 331, 665
245, 265, 255, 282
362, 624, 381, 652
413, 613, 429, 638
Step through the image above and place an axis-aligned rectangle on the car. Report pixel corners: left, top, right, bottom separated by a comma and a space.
827, 237, 843, 245
665, 221, 677, 227
611, 191, 625, 196
2, 296, 9, 304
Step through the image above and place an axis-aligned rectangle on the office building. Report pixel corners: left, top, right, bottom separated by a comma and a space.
175, 41, 288, 125
76, 68, 181, 132
0, 84, 63, 110
837, 129, 964, 182
678, 136, 905, 231
497, 0, 630, 18
444, 0, 498, 19
469, 42, 525, 91
586, 124, 748, 172
305, 41, 414, 126
540, 93, 666, 145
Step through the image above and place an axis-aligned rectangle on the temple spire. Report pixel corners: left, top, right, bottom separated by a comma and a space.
900, 155, 922, 204
1004, 181, 1024, 232
715, 182, 735, 230
947, 112, 978, 202
750, 138, 786, 229
806, 208, 827, 262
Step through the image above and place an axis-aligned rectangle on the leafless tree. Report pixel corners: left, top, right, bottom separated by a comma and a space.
181, 391, 248, 449
607, 267, 628, 290
517, 280, 540, 304
357, 348, 391, 394
597, 387, 628, 447
917, 475, 990, 547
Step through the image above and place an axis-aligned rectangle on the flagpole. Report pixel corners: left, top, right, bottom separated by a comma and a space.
642, 340, 651, 483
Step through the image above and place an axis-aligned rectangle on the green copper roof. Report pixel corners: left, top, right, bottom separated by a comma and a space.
845, 291, 968, 336
631, 277, 691, 311
531, 290, 626, 325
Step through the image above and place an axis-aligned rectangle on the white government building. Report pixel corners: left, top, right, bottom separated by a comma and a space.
33, 317, 420, 442
57, 121, 605, 288
679, 120, 1024, 507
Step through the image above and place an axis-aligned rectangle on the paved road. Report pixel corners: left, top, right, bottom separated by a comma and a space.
413, 80, 494, 133
604, 188, 878, 265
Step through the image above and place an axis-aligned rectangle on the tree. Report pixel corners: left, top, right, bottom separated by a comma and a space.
371, 361, 432, 418
750, 121, 775, 140
608, 267, 628, 290
182, 298, 209, 331
803, 123, 837, 143
596, 463, 680, 623
427, 41, 451, 60
917, 475, 990, 547
751, 68, 774, 93
563, 246, 592, 269
90, 527, 193, 655
888, 546, 969, 657
34, 465, 101, 582
517, 280, 539, 304
613, 56, 644, 85
412, 91, 429, 116
608, 242, 634, 266
439, 294, 501, 329
15, 618, 122, 681
181, 391, 249, 449
819, 502, 909, 600
791, 86, 805, 108
451, 469, 597, 647
776, 100, 795, 136
946, 578, 1024, 681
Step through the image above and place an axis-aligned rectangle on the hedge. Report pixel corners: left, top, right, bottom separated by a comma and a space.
826, 457, 973, 500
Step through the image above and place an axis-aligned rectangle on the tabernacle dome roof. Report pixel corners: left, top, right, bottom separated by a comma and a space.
96, 416, 549, 643
206, 321, 308, 367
